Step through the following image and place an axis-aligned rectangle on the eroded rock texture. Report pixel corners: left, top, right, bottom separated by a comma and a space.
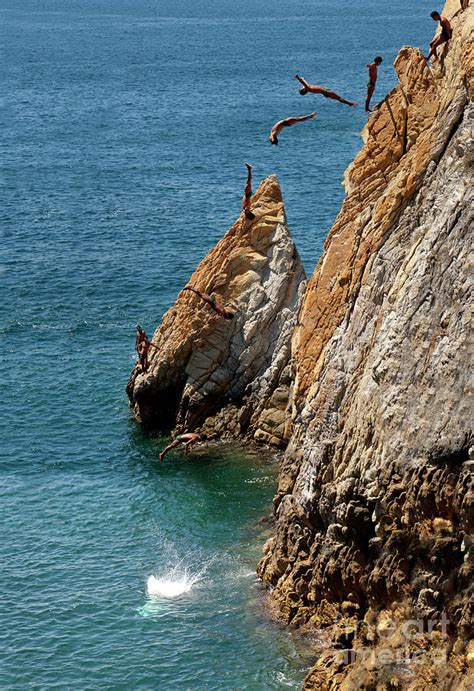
258, 1, 473, 686
127, 175, 306, 447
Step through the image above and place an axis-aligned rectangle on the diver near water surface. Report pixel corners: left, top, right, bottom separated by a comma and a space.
159, 433, 205, 461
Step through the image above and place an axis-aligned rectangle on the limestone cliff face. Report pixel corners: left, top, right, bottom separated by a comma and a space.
127, 176, 306, 447
258, 2, 473, 686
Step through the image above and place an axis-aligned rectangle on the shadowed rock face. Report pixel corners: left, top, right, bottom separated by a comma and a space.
258, 1, 473, 686
127, 175, 306, 447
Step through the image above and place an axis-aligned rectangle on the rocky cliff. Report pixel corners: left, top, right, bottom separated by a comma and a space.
127, 175, 306, 447
128, 1, 472, 685
258, 1, 473, 687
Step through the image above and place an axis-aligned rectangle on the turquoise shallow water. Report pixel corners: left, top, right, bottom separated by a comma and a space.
2, 442, 316, 688
1, 0, 431, 687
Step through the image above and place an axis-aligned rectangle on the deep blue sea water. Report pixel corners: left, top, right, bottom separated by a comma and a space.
1, 1, 432, 688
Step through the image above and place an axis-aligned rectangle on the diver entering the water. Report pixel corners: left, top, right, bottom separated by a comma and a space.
159, 432, 204, 461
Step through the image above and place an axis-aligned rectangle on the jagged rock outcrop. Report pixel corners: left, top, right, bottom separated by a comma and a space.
127, 175, 306, 447
258, 1, 473, 686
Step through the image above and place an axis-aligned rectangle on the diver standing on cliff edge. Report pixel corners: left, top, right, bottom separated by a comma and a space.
365, 56, 383, 112
135, 325, 147, 352
242, 163, 256, 220
134, 326, 158, 373
425, 11, 452, 61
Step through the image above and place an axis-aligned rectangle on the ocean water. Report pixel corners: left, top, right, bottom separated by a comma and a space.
1, 1, 431, 688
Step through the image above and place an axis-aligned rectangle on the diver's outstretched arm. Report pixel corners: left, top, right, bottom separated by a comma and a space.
159, 439, 180, 461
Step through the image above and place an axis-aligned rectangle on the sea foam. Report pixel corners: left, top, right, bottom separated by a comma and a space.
146, 574, 194, 598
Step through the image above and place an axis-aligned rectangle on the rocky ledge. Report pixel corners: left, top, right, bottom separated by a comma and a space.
258, 1, 473, 687
127, 175, 306, 448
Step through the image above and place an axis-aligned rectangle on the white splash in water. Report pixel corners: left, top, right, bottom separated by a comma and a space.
145, 557, 215, 602
147, 574, 194, 598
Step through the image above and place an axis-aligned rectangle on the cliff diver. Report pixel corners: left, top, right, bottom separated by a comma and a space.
268, 112, 317, 145
135, 325, 147, 353
242, 163, 255, 220
365, 56, 383, 112
159, 432, 205, 461
294, 75, 356, 106
136, 334, 158, 373
183, 286, 234, 320
425, 12, 452, 61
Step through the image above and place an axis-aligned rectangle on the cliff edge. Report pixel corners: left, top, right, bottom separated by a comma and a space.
127, 175, 306, 448
258, 1, 473, 687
